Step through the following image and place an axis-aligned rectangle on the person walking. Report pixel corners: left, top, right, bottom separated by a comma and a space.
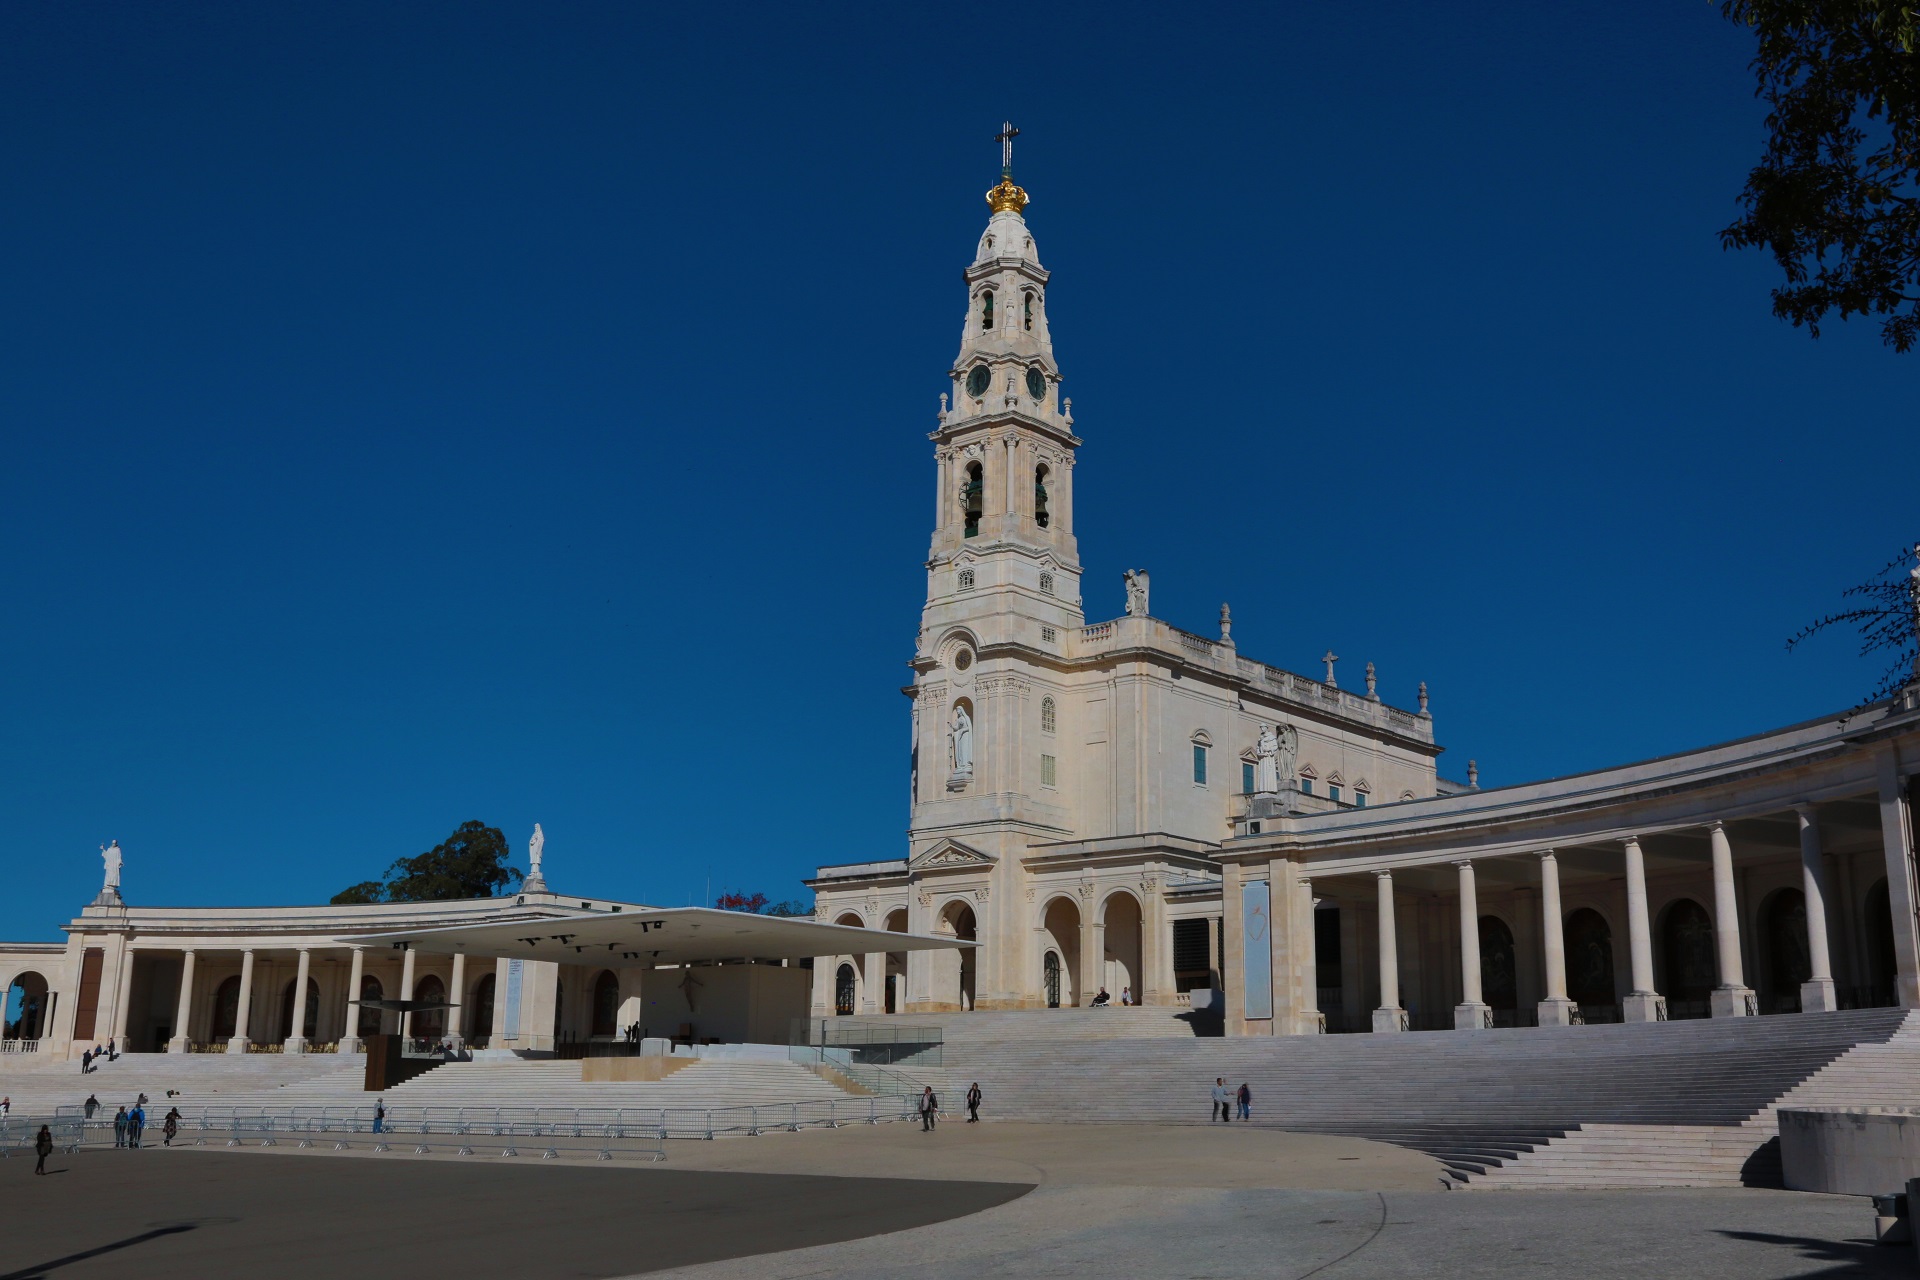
1211, 1078, 1232, 1123
80, 1047, 91, 1074
919, 1086, 939, 1132
372, 1099, 386, 1134
128, 1104, 144, 1148
34, 1124, 53, 1176
112, 1106, 128, 1148
163, 1108, 180, 1147
2, 1095, 11, 1118
1236, 1082, 1252, 1121
965, 1082, 982, 1123
83, 1094, 98, 1120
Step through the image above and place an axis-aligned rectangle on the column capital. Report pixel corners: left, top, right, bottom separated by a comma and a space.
1372, 869, 1393, 881
1793, 801, 1819, 820
1705, 819, 1727, 834
1537, 848, 1557, 861
1452, 858, 1475, 870
1620, 834, 1644, 848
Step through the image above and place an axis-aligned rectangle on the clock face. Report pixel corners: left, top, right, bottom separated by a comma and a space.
1025, 367, 1047, 400
966, 365, 991, 398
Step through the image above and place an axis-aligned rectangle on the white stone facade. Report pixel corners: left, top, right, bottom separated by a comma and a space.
805, 162, 1920, 1033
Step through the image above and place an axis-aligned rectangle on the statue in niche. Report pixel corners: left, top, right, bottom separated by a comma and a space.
1123, 569, 1150, 617
99, 840, 123, 897
949, 703, 974, 777
1256, 722, 1298, 791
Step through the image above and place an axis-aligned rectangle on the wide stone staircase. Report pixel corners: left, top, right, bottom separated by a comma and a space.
905, 1006, 1913, 1187
0, 1051, 359, 1117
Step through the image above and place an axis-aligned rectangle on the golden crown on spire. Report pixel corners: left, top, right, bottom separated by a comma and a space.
986, 176, 1029, 214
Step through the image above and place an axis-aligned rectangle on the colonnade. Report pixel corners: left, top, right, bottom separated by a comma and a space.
1362, 808, 1874, 1033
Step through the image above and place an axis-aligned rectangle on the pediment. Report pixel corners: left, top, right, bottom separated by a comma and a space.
910, 838, 996, 871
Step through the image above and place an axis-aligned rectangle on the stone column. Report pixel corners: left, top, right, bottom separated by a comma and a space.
1080, 903, 1105, 1006
1537, 852, 1577, 1026
1003, 434, 1017, 517
399, 947, 417, 1038
449, 951, 467, 1046
862, 951, 885, 1015
809, 951, 834, 1016
1621, 837, 1664, 1022
111, 948, 136, 1046
1453, 862, 1490, 1030
337, 946, 365, 1053
1296, 878, 1323, 1034
1876, 749, 1920, 1008
227, 949, 255, 1053
1708, 822, 1756, 1017
1373, 871, 1406, 1031
282, 948, 312, 1053
1796, 805, 1839, 1012
167, 950, 196, 1052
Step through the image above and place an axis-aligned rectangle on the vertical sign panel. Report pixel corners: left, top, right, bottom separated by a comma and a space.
1242, 880, 1273, 1020
503, 959, 524, 1041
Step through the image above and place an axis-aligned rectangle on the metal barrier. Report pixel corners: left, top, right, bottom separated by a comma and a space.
0, 1116, 87, 1155
54, 1095, 921, 1144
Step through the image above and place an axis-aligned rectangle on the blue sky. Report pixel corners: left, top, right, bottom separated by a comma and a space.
2, 3, 1913, 940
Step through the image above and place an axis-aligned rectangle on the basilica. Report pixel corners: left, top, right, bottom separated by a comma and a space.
5, 141, 1920, 1058
802, 145, 1920, 1037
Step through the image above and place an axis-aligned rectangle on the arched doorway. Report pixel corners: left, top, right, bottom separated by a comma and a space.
469, 973, 495, 1041
356, 975, 384, 1039
1866, 879, 1898, 1006
834, 963, 857, 1016
1043, 951, 1063, 1008
1660, 898, 1716, 1018
833, 914, 866, 1014
1041, 897, 1081, 1009
1762, 888, 1812, 1013
884, 909, 908, 1013
1479, 916, 1517, 1015
1564, 909, 1617, 1014
591, 970, 620, 1037
211, 974, 243, 1042
413, 974, 446, 1041
1102, 893, 1143, 1003
4, 971, 49, 1041
279, 976, 319, 1043
937, 902, 977, 1010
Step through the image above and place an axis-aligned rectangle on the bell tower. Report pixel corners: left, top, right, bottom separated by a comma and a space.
920, 124, 1083, 659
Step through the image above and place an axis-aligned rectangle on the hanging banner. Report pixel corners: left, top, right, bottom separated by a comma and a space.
1242, 879, 1273, 1020
503, 959, 524, 1041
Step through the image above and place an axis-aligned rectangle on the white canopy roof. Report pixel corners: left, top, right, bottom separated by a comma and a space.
347, 905, 972, 967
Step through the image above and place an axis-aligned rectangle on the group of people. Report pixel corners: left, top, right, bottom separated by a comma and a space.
1210, 1078, 1252, 1122
80, 1092, 183, 1148
1086, 987, 1136, 1007
78, 1040, 118, 1073
916, 1083, 984, 1130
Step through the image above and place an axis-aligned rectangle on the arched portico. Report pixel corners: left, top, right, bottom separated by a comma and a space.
1101, 891, 1143, 1004
933, 900, 977, 1011
1038, 896, 1080, 1009
4, 971, 49, 1041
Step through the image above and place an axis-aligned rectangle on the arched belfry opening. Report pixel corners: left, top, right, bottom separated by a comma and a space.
1023, 290, 1034, 331
1034, 463, 1050, 529
980, 290, 994, 332
962, 462, 983, 539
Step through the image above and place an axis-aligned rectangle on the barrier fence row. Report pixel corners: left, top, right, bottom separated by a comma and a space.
46, 1094, 921, 1143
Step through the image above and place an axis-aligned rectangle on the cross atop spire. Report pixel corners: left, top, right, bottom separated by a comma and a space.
996, 121, 1021, 177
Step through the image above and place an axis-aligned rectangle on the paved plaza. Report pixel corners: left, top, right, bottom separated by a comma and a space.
0, 1124, 1906, 1278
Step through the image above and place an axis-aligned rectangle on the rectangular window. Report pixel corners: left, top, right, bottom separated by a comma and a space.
1242, 761, 1255, 794
1300, 778, 1314, 795
1040, 753, 1056, 787
1192, 745, 1208, 785
1329, 785, 1342, 803
1356, 792, 1367, 808
1041, 626, 1057, 643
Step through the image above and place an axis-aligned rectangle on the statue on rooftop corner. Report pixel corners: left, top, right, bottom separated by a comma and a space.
1123, 569, 1150, 617
525, 823, 547, 890
99, 839, 123, 898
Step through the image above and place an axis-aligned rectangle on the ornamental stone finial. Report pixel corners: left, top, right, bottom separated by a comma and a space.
1418, 681, 1430, 716
1219, 602, 1232, 644
1365, 661, 1378, 701
1468, 760, 1480, 789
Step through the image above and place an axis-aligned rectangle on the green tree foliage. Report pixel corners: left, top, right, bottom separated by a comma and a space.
330, 820, 524, 904
1789, 542, 1920, 702
716, 889, 812, 917
1721, 2, 1920, 349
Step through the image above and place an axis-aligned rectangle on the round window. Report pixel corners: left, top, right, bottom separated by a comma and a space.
954, 649, 973, 671
965, 365, 991, 398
